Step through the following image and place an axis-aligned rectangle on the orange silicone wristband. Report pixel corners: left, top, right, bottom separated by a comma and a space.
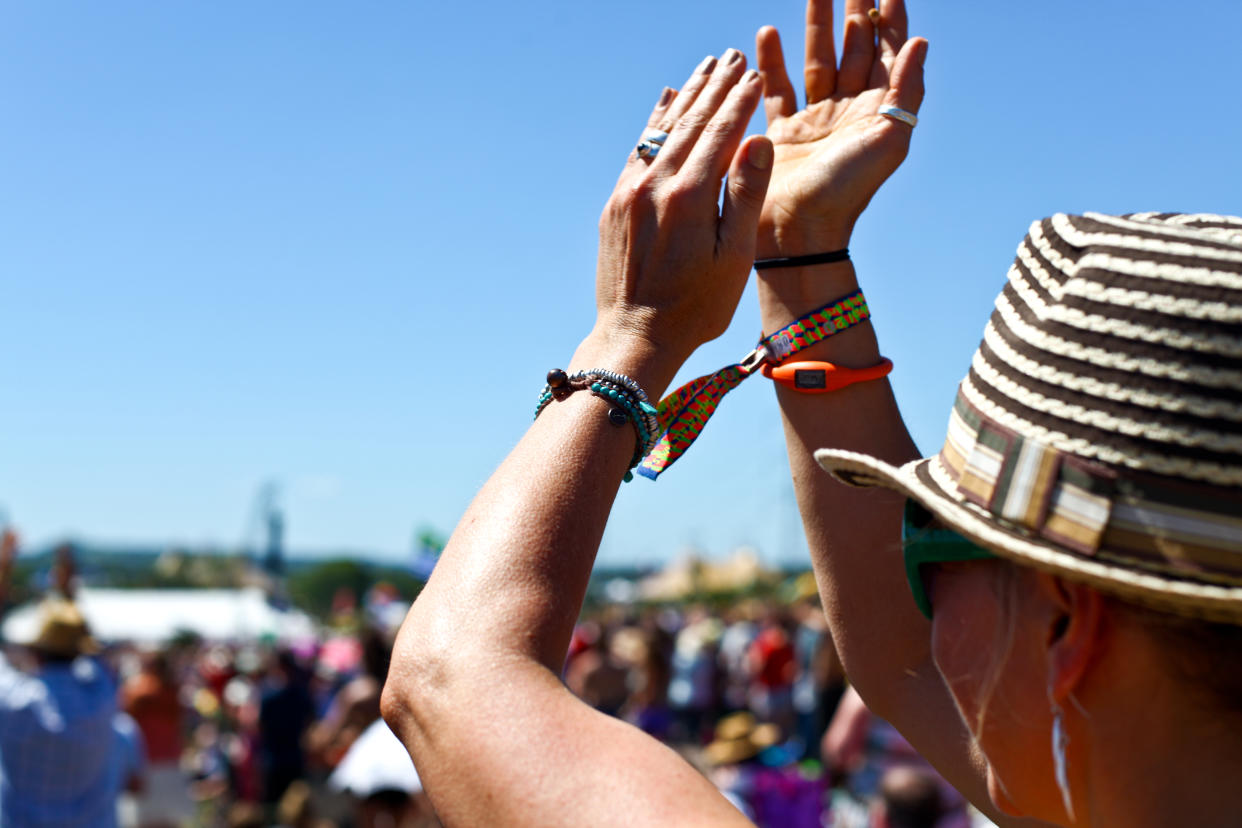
760, 358, 893, 393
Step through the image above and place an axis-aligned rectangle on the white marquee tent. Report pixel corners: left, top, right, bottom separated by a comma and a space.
1, 587, 317, 645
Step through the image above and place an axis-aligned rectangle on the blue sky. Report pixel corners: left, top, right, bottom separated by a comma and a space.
2, 2, 1240, 566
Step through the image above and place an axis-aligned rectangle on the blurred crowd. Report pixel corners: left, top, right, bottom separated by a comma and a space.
562, 597, 981, 828
0, 536, 435, 828
1, 535, 986, 828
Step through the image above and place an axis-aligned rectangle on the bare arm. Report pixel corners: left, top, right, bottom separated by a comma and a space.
382, 52, 774, 827
754, 2, 1046, 824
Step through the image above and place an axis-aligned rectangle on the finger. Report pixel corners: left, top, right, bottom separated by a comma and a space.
719, 135, 774, 266
625, 87, 676, 166
656, 55, 718, 133
618, 87, 678, 183
680, 68, 764, 186
804, 0, 837, 104
876, 0, 908, 73
652, 48, 749, 173
756, 26, 797, 122
836, 0, 877, 95
646, 87, 676, 130
883, 37, 927, 116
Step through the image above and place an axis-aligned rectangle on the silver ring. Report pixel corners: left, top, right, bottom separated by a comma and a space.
878, 105, 917, 128
636, 129, 669, 159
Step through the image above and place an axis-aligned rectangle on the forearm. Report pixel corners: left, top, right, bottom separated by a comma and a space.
382, 331, 680, 758
758, 260, 925, 688
760, 262, 1047, 827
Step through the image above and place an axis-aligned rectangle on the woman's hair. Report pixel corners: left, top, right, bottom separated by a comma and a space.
967, 559, 1023, 739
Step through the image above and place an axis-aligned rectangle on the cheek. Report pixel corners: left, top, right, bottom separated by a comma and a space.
928, 565, 1002, 725
929, 566, 1052, 819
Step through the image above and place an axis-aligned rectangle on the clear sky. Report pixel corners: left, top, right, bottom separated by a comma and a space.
2, 2, 1240, 567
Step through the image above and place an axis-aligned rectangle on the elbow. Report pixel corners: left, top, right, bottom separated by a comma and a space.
379, 672, 415, 745
380, 613, 455, 758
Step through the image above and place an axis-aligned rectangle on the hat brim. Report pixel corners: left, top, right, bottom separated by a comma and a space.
31, 634, 100, 658
814, 448, 1242, 624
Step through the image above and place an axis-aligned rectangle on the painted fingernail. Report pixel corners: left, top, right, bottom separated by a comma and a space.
868, 7, 881, 24
658, 87, 673, 107
747, 139, 773, 171
697, 55, 716, 74
725, 48, 743, 65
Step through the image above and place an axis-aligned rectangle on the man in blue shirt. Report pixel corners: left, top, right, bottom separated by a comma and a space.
0, 533, 142, 828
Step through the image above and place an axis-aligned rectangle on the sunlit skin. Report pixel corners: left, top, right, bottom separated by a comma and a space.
380, 0, 1242, 824
926, 560, 1066, 823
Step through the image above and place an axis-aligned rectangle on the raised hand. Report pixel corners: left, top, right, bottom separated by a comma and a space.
593, 49, 773, 375
0, 529, 15, 568
52, 542, 77, 599
755, 0, 927, 255
0, 529, 16, 605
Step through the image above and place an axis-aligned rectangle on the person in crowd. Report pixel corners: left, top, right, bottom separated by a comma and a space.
381, 0, 1242, 825
667, 608, 723, 743
258, 649, 315, 805
823, 686, 968, 828
617, 619, 674, 740
746, 609, 796, 734
307, 626, 390, 770
329, 716, 440, 828
122, 650, 193, 827
873, 767, 945, 828
564, 620, 631, 717
717, 603, 760, 714
185, 719, 231, 823
113, 709, 149, 826
791, 597, 844, 760
0, 532, 138, 827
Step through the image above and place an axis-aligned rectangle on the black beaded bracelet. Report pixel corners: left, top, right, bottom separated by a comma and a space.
753, 248, 850, 270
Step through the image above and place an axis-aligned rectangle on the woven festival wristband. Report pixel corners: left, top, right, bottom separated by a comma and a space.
636, 289, 871, 480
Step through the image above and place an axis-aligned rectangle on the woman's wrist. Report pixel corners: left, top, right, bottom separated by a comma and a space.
757, 260, 882, 366
756, 219, 853, 261
758, 260, 860, 325
570, 325, 686, 401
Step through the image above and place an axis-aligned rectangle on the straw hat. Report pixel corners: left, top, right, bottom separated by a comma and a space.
816, 212, 1242, 623
31, 598, 100, 657
703, 712, 781, 766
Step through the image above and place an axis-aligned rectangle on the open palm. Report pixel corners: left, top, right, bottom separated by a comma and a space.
755, 0, 927, 255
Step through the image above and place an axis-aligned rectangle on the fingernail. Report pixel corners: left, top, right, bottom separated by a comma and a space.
747, 139, 772, 171
657, 87, 673, 107
697, 55, 717, 74
725, 48, 743, 65
920, 41, 929, 66
744, 69, 761, 85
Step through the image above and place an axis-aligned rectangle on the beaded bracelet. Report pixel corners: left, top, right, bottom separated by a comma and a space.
534, 368, 658, 482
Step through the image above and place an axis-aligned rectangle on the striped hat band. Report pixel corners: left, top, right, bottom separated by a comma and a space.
815, 211, 1242, 622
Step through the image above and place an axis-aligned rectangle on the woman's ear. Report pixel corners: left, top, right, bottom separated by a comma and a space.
1031, 572, 1106, 702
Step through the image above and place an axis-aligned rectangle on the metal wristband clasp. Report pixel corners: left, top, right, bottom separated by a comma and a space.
738, 341, 776, 374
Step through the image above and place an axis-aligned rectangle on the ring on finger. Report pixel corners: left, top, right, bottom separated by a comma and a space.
878, 105, 917, 128
635, 129, 670, 159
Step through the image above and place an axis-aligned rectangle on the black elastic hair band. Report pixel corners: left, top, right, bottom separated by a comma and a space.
753, 249, 850, 270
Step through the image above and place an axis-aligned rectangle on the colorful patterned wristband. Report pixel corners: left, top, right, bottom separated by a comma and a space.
637, 289, 871, 480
